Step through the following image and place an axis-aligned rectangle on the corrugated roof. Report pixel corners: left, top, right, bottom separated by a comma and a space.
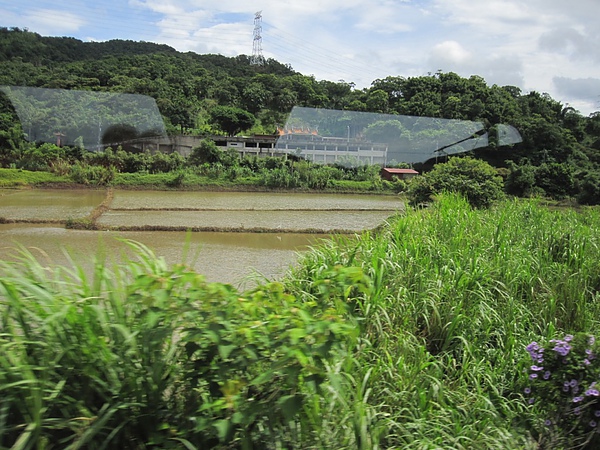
381, 168, 419, 174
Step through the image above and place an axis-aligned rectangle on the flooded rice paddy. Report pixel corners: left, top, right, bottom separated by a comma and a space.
0, 189, 403, 286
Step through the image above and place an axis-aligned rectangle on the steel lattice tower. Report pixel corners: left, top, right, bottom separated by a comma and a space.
251, 11, 264, 65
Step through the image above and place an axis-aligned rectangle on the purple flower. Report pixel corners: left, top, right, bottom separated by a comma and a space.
528, 398, 535, 404
585, 359, 591, 365
524, 387, 532, 394
553, 341, 572, 357
589, 336, 596, 346
563, 385, 570, 392
595, 410, 600, 417
531, 365, 544, 371
527, 342, 540, 352
545, 419, 552, 426
526, 342, 545, 362
543, 371, 551, 380
570, 379, 579, 387
574, 407, 582, 415
565, 334, 574, 342
586, 350, 595, 361
530, 373, 538, 380
591, 421, 598, 428
586, 388, 600, 397
574, 396, 584, 403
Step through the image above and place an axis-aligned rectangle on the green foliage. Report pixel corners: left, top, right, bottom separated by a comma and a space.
0, 245, 358, 449
260, 166, 301, 189
208, 106, 256, 136
407, 157, 505, 208
505, 161, 577, 200
69, 162, 116, 185
16, 142, 68, 171
286, 195, 600, 448
0, 167, 68, 186
576, 171, 600, 205
189, 139, 229, 166
505, 161, 537, 197
3, 28, 600, 204
534, 162, 575, 199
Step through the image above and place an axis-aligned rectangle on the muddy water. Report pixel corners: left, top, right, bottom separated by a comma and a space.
110, 190, 404, 211
0, 189, 106, 220
99, 209, 393, 232
0, 223, 323, 288
0, 189, 403, 286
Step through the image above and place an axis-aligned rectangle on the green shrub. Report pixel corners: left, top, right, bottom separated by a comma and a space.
576, 171, 600, 205
407, 156, 505, 208
70, 162, 116, 185
17, 142, 68, 171
505, 161, 537, 197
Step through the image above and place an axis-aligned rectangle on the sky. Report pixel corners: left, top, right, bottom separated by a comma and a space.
1, 0, 599, 116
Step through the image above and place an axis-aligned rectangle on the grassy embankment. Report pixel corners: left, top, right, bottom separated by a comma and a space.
0, 168, 393, 194
2, 194, 600, 448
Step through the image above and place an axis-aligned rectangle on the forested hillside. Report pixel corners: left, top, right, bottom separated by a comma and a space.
1, 27, 600, 202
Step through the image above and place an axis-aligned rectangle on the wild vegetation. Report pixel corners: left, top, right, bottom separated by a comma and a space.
0, 139, 394, 193
3, 195, 600, 448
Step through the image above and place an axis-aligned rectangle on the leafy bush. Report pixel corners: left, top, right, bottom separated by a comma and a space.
407, 156, 505, 208
148, 150, 185, 173
17, 142, 68, 171
576, 171, 600, 205
505, 161, 537, 197
260, 167, 301, 188
534, 162, 575, 199
70, 162, 115, 185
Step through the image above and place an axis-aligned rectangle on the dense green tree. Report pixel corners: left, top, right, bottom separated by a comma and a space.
365, 89, 389, 113
364, 119, 406, 144
209, 106, 256, 136
187, 139, 240, 168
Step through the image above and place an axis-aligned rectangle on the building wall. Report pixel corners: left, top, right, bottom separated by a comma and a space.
116, 135, 388, 165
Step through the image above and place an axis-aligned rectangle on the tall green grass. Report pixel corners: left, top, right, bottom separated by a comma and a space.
0, 243, 358, 449
0, 168, 69, 187
3, 194, 600, 448
286, 194, 600, 448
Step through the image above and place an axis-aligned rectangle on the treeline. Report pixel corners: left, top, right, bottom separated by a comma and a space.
1, 27, 600, 202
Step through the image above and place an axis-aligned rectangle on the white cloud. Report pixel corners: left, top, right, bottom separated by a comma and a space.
2, 8, 86, 35
430, 41, 471, 65
354, 3, 414, 34
554, 77, 600, 102
539, 27, 600, 63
